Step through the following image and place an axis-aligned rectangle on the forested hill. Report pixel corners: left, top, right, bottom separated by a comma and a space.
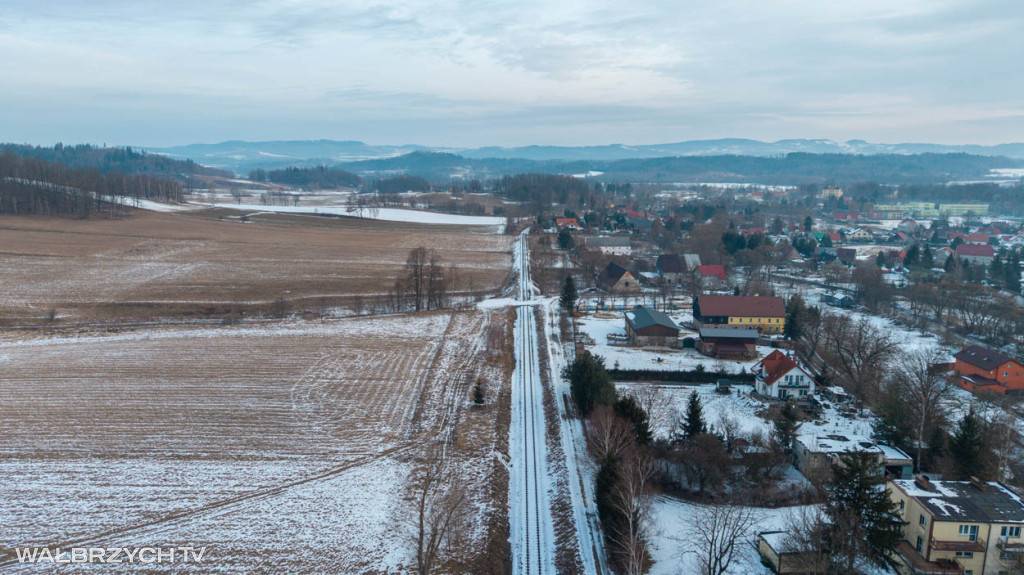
334, 151, 1024, 185
0, 143, 232, 179
0, 149, 185, 217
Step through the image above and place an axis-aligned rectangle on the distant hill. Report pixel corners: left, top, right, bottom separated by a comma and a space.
334, 151, 1024, 185
143, 138, 1024, 174
0, 143, 230, 179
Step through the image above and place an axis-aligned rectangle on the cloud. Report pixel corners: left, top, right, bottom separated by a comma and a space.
0, 0, 1021, 147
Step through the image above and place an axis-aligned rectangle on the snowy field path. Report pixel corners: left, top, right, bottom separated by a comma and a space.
510, 231, 557, 574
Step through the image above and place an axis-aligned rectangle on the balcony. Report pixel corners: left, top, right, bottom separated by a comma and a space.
998, 535, 1024, 553
930, 537, 985, 553
897, 541, 964, 575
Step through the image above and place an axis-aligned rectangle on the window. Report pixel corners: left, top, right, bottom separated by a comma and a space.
955, 551, 974, 558
920, 515, 927, 527
959, 525, 979, 541
899, 500, 905, 512
965, 571, 973, 575
916, 536, 923, 553
1002, 526, 1022, 538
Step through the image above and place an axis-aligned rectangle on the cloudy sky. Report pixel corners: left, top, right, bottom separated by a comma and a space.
2, 0, 1022, 147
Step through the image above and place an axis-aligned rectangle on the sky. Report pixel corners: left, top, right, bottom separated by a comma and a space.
1, 0, 1023, 148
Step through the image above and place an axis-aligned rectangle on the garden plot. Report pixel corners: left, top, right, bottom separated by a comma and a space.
0, 311, 502, 572
576, 312, 774, 374
617, 383, 772, 440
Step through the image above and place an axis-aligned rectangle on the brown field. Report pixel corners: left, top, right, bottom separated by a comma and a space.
0, 210, 512, 323
0, 308, 514, 573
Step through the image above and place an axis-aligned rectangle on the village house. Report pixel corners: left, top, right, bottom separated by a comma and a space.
600, 262, 641, 295
889, 475, 1024, 575
954, 345, 1024, 396
897, 217, 923, 235
624, 306, 679, 347
956, 243, 996, 266
793, 433, 913, 483
846, 226, 876, 242
692, 295, 786, 334
587, 236, 632, 256
555, 217, 580, 230
697, 327, 758, 360
656, 253, 700, 283
695, 264, 727, 290
752, 350, 816, 399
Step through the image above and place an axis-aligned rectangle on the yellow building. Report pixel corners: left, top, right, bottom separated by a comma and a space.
889, 476, 1024, 575
693, 295, 786, 334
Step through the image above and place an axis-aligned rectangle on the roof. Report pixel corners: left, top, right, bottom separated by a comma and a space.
753, 349, 814, 386
555, 217, 579, 227
699, 327, 759, 340
955, 345, 1018, 371
683, 253, 702, 269
656, 254, 685, 274
796, 432, 884, 456
955, 243, 994, 257
588, 236, 631, 248
625, 306, 679, 332
891, 479, 1024, 524
696, 295, 785, 318
603, 261, 630, 283
697, 264, 726, 280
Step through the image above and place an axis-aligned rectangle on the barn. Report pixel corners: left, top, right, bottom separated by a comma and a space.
698, 327, 758, 360
624, 306, 679, 347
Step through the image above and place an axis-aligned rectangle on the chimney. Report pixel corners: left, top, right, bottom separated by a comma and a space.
970, 476, 988, 491
915, 475, 932, 491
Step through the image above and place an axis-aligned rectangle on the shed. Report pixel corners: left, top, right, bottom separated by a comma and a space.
624, 306, 679, 347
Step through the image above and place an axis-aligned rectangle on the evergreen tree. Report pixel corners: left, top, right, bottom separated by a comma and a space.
904, 243, 921, 268
564, 353, 616, 417
950, 407, 990, 479
772, 400, 802, 455
820, 233, 833, 248
920, 244, 934, 269
1006, 252, 1021, 293
679, 390, 707, 440
557, 228, 574, 250
875, 252, 886, 268
826, 452, 905, 573
784, 294, 805, 340
560, 275, 578, 312
615, 395, 652, 444
804, 215, 813, 231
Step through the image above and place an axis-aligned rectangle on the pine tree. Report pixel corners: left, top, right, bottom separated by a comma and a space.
564, 353, 616, 417
557, 228, 574, 250
950, 407, 989, 479
804, 215, 813, 231
615, 395, 652, 444
679, 390, 707, 440
784, 294, 805, 340
772, 400, 802, 454
560, 275, 578, 312
826, 451, 905, 573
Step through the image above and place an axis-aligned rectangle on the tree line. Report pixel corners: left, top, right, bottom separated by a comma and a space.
249, 165, 362, 189
0, 151, 184, 216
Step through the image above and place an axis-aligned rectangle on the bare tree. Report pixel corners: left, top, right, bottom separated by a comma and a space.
820, 314, 894, 400
621, 386, 673, 438
888, 347, 954, 468
406, 247, 429, 312
606, 447, 658, 575
410, 444, 469, 574
683, 502, 762, 575
779, 506, 830, 575
587, 405, 635, 462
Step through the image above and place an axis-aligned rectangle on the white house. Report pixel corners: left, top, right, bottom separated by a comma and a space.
587, 236, 632, 256
752, 349, 817, 399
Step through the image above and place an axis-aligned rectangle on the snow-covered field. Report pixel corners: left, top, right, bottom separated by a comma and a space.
576, 311, 774, 374
203, 202, 506, 231
0, 311, 506, 573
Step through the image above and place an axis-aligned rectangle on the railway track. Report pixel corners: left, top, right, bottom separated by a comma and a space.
510, 231, 556, 575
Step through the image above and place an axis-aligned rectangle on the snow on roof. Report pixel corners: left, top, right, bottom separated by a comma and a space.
891, 479, 1024, 523
877, 444, 912, 462
926, 498, 964, 517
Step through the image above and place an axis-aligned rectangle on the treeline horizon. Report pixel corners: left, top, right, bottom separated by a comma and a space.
0, 151, 184, 217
